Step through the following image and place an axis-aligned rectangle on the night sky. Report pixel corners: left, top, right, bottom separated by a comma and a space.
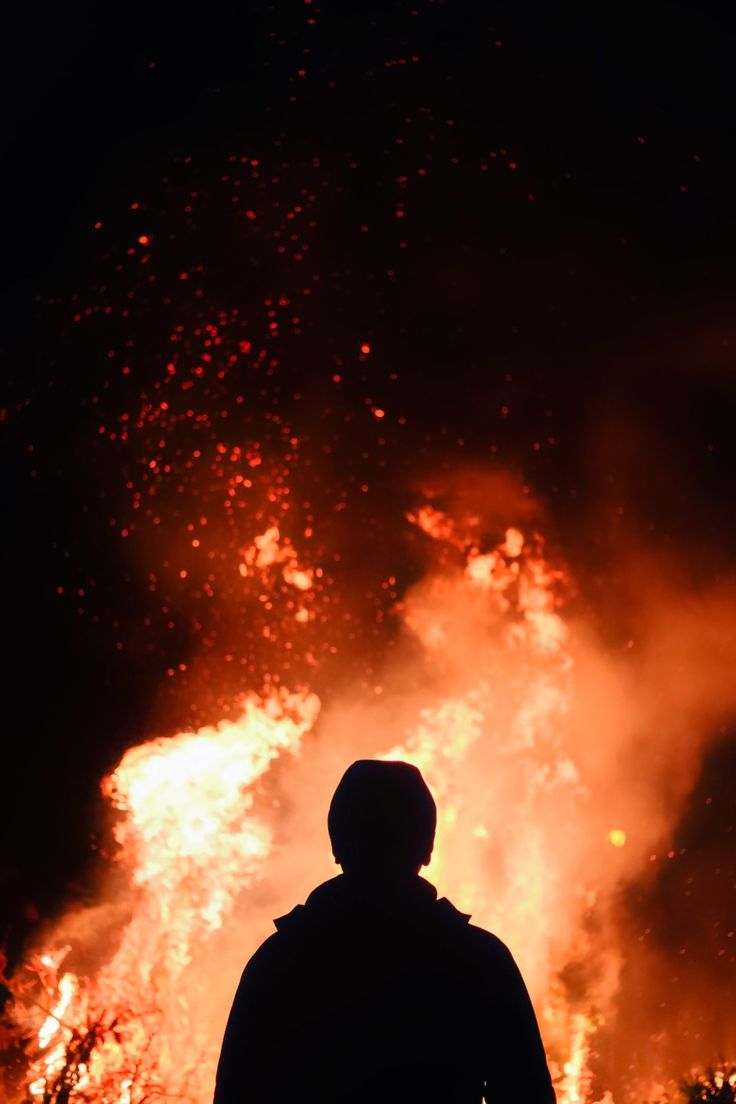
2, 0, 735, 1058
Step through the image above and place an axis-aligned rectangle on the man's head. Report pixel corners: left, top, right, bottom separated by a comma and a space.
328, 759, 437, 877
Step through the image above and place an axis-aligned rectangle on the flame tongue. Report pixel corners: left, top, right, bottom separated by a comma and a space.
104, 689, 319, 946
20, 688, 319, 1101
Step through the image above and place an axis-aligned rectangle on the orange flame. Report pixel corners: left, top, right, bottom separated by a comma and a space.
8, 514, 736, 1102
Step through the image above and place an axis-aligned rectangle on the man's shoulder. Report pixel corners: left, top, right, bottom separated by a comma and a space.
239, 928, 292, 983
422, 894, 515, 968
440, 907, 516, 965
465, 921, 514, 959
245, 891, 329, 965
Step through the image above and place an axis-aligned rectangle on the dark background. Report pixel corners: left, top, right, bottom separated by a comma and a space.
1, 0, 735, 1069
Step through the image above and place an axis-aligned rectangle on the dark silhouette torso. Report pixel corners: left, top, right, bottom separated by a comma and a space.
214, 874, 556, 1104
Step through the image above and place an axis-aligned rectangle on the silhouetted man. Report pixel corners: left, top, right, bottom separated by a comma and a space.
214, 760, 556, 1103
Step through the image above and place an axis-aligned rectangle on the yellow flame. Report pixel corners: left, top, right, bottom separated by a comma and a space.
25, 687, 319, 1101
558, 1013, 595, 1104
38, 972, 77, 1050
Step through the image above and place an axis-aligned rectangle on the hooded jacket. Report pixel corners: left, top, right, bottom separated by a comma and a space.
214, 874, 556, 1103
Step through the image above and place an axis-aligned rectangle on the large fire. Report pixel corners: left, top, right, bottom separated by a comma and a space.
4, 512, 736, 1103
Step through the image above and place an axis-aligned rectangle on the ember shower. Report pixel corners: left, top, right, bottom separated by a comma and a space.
3, 34, 736, 1104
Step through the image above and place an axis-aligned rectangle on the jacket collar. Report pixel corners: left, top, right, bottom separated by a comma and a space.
275, 873, 470, 931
